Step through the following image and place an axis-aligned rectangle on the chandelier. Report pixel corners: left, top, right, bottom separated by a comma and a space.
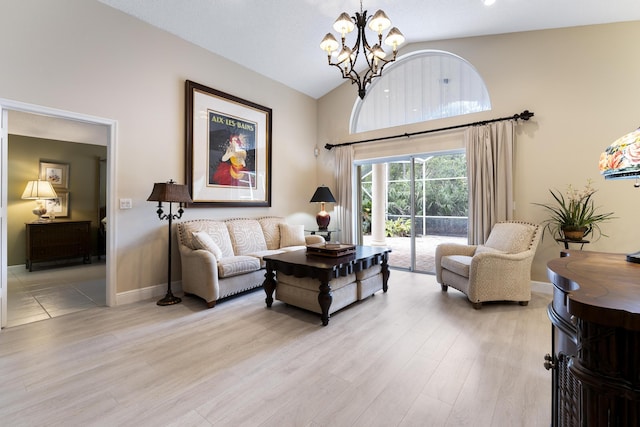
320, 1, 405, 99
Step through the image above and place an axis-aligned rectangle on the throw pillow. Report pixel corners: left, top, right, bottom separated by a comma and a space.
191, 231, 223, 259
279, 224, 306, 247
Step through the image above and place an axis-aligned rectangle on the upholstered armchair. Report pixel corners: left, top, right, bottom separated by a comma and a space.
435, 221, 541, 309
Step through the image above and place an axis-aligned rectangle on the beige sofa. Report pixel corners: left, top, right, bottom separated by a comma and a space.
176, 216, 324, 308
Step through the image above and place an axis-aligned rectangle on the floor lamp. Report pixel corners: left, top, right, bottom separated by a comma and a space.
147, 180, 193, 305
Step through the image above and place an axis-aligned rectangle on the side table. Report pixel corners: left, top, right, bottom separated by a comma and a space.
305, 228, 340, 241
555, 238, 589, 250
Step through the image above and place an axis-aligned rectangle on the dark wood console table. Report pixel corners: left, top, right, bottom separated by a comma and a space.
263, 246, 390, 326
26, 220, 92, 271
546, 250, 640, 426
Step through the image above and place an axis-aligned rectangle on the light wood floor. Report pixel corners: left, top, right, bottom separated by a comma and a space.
0, 270, 552, 426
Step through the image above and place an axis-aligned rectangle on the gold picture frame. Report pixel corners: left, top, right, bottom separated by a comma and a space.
40, 161, 69, 189
42, 191, 69, 218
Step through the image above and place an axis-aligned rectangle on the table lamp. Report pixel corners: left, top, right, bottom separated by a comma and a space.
310, 185, 336, 230
21, 180, 57, 222
599, 127, 640, 263
147, 179, 193, 305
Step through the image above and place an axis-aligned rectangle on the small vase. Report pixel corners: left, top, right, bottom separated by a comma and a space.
562, 227, 587, 241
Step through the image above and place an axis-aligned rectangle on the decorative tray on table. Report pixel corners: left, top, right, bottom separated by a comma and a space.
306, 242, 356, 258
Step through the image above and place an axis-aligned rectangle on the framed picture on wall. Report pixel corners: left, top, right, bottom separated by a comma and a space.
185, 80, 272, 207
40, 161, 69, 189
42, 191, 69, 218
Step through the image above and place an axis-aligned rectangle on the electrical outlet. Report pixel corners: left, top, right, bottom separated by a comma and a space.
119, 198, 132, 209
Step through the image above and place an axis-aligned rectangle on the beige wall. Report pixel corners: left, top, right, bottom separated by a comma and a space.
318, 21, 640, 282
0, 0, 318, 295
7, 135, 107, 265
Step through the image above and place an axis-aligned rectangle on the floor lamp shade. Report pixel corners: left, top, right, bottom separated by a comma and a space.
147, 181, 193, 204
310, 186, 336, 230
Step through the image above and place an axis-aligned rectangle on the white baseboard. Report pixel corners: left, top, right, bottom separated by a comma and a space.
116, 281, 183, 305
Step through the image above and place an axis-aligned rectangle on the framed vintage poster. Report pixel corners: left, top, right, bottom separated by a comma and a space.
185, 80, 272, 207
42, 191, 69, 218
40, 161, 69, 189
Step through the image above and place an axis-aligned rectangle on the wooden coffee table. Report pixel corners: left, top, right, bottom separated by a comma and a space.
263, 245, 391, 325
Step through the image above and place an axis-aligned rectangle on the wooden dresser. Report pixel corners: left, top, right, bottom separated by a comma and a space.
546, 250, 640, 426
25, 221, 92, 271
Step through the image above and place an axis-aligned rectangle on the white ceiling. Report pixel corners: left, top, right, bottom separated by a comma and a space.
98, 0, 640, 99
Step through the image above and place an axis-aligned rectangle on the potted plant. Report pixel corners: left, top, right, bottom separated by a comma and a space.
534, 180, 615, 241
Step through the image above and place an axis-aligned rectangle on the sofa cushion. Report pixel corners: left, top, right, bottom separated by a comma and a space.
180, 220, 235, 258
191, 231, 223, 259
280, 224, 305, 247
217, 256, 261, 278
247, 249, 285, 268
441, 255, 472, 278
226, 219, 268, 255
259, 216, 285, 250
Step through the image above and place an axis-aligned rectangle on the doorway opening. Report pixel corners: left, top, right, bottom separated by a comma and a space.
0, 99, 116, 329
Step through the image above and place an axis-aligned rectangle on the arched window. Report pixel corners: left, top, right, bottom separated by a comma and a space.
351, 50, 491, 133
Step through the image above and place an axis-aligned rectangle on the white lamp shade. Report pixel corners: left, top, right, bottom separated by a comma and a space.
368, 10, 391, 33
320, 33, 339, 53
21, 180, 57, 200
369, 44, 386, 59
337, 46, 353, 64
333, 12, 355, 34
384, 27, 405, 49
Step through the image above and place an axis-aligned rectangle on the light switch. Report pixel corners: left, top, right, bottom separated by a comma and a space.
119, 198, 132, 209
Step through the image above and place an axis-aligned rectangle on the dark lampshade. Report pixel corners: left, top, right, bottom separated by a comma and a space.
310, 186, 336, 203
310, 186, 336, 230
147, 181, 193, 203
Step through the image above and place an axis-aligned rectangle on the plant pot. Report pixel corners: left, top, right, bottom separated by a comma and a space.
562, 227, 588, 241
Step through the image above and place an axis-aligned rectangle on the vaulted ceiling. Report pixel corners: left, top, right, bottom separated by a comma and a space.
98, 0, 640, 99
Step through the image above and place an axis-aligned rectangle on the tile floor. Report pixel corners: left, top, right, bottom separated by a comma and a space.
6, 259, 106, 328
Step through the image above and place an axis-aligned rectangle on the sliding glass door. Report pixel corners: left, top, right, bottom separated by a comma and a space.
358, 151, 468, 273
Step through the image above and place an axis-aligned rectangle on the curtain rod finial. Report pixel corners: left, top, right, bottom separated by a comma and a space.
517, 110, 534, 121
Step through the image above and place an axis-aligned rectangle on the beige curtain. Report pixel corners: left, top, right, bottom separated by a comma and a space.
465, 121, 514, 244
334, 145, 355, 243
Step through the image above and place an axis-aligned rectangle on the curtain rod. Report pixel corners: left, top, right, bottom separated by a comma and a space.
324, 110, 534, 150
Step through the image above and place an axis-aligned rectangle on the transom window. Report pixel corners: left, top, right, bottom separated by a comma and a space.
351, 50, 491, 133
